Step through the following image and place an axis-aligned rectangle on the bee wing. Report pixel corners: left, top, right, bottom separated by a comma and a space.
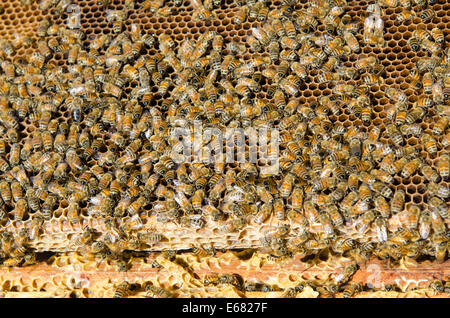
376, 223, 388, 242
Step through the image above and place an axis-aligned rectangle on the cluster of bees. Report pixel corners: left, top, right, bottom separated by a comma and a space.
111, 278, 450, 298
394, 0, 440, 22
109, 249, 450, 298
0, 0, 448, 297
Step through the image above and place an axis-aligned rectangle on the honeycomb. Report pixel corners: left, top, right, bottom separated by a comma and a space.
0, 0, 448, 298
0, 251, 448, 297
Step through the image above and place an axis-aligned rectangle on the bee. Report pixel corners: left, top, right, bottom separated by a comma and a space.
333, 83, 354, 97
353, 208, 375, 232
408, 36, 420, 52
114, 282, 131, 298
429, 196, 447, 219
7, 142, 21, 167
0, 139, 6, 156
191, 189, 205, 212
394, 105, 408, 127
416, 95, 433, 108
280, 173, 295, 198
253, 203, 272, 224
362, 74, 383, 85
385, 124, 404, 147
271, 18, 286, 37
270, 198, 286, 221
194, 6, 213, 21
252, 26, 270, 47
0, 39, 14, 57
11, 180, 24, 202
37, 19, 50, 37
427, 182, 449, 199
413, 28, 431, 42
355, 56, 378, 70
420, 72, 434, 94
372, 181, 393, 198
204, 204, 225, 222
204, 273, 220, 286
401, 158, 421, 178
430, 28, 444, 44
419, 9, 435, 22
219, 273, 243, 289
405, 106, 426, 124
234, 5, 248, 24
247, 35, 262, 53
323, 204, 342, 228
431, 81, 444, 104
369, 217, 387, 244
342, 282, 362, 299
146, 283, 173, 298
429, 280, 444, 293
401, 205, 420, 231
280, 20, 295, 39
317, 71, 337, 84
397, 9, 416, 22
420, 134, 437, 155
416, 58, 440, 75
390, 189, 405, 215
258, 5, 268, 22
180, 214, 206, 229
421, 164, 440, 183
428, 211, 445, 238
437, 154, 449, 180
137, 230, 164, 246
103, 82, 122, 98
371, 169, 394, 184
0, 157, 10, 173
344, 32, 360, 53
13, 198, 28, 221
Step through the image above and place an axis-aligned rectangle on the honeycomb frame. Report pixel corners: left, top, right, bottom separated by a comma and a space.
0, 0, 448, 298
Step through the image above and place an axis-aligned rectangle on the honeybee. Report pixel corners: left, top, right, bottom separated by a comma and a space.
390, 189, 405, 215
430, 28, 444, 44
406, 38, 420, 57
361, 73, 383, 85
333, 83, 354, 96
429, 196, 447, 219
421, 164, 440, 183
344, 32, 360, 53
420, 134, 437, 155
397, 9, 415, 22
37, 19, 50, 37
437, 154, 449, 180
234, 5, 248, 24
253, 203, 272, 224
385, 124, 404, 147
430, 81, 444, 104
419, 9, 435, 22
401, 158, 421, 178
429, 280, 444, 293
13, 198, 28, 221
146, 283, 173, 298
193, 6, 213, 21
355, 56, 378, 70
136, 229, 164, 246
114, 282, 132, 298
426, 182, 449, 200
371, 181, 393, 198
0, 158, 10, 173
